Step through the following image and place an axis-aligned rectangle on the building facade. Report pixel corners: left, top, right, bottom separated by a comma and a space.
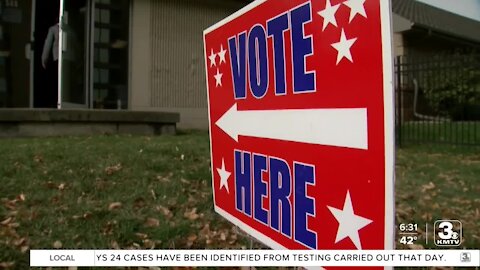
1, 0, 478, 129
0, 0, 244, 129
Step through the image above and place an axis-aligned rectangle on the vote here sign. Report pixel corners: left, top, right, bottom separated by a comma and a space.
203, 0, 394, 252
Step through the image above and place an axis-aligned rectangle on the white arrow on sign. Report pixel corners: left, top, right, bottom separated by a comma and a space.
216, 103, 368, 150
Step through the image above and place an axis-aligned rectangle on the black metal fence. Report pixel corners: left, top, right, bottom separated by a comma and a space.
395, 53, 480, 147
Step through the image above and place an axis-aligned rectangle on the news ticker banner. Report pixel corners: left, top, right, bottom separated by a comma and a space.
31, 249, 479, 267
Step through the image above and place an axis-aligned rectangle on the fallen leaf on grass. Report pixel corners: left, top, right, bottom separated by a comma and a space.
17, 194, 26, 202
110, 240, 120, 249
105, 163, 122, 175
58, 183, 66, 191
1, 217, 13, 225
228, 232, 238, 245
143, 239, 156, 249
33, 155, 44, 163
102, 220, 117, 235
184, 208, 199, 221
156, 175, 171, 183
108, 202, 122, 210
421, 182, 435, 192
220, 232, 227, 241
13, 237, 26, 247
200, 224, 210, 235
156, 205, 173, 219
150, 189, 157, 200
53, 240, 62, 249
20, 245, 29, 253
0, 262, 15, 268
186, 234, 197, 247
135, 233, 148, 239
144, 218, 160, 228
8, 223, 19, 228
3, 200, 16, 210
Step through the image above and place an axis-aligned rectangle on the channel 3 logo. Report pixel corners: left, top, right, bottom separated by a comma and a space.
434, 220, 462, 246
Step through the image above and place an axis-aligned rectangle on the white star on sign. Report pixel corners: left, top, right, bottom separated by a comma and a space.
214, 68, 223, 87
217, 158, 231, 193
331, 29, 357, 65
218, 44, 227, 64
327, 191, 372, 249
209, 49, 217, 67
317, 0, 340, 31
343, 0, 367, 23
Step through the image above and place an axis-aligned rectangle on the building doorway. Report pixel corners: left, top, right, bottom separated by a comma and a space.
0, 0, 129, 109
33, 0, 60, 108
34, 0, 88, 108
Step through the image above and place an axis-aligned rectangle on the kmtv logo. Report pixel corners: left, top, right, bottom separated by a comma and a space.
434, 220, 462, 246
204, 0, 394, 252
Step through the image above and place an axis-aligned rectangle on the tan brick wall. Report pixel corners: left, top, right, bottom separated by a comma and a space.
130, 0, 245, 129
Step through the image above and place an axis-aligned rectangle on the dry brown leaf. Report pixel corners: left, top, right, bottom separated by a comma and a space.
135, 233, 148, 239
184, 208, 199, 221
108, 202, 122, 210
0, 262, 15, 268
200, 224, 210, 235
4, 200, 16, 210
53, 240, 63, 249
17, 194, 26, 202
1, 217, 13, 225
33, 155, 43, 163
156, 175, 171, 183
187, 234, 197, 242
421, 182, 436, 192
105, 163, 122, 175
156, 205, 173, 219
144, 218, 160, 228
58, 183, 66, 191
186, 234, 197, 248
143, 239, 155, 249
13, 237, 26, 247
110, 240, 120, 249
20, 245, 29, 253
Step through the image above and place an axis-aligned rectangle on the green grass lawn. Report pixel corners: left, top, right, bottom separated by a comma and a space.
0, 131, 479, 269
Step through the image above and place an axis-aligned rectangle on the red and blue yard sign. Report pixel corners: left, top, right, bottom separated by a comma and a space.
203, 0, 395, 252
